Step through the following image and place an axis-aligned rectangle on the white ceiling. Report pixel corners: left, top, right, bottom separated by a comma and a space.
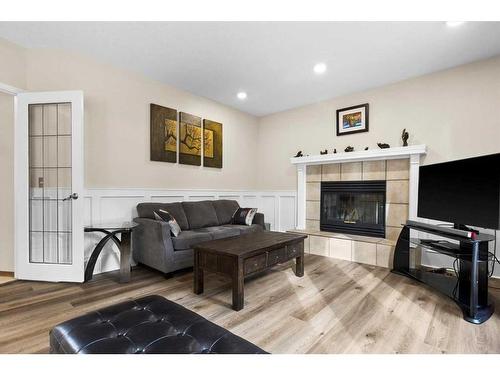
1, 22, 500, 116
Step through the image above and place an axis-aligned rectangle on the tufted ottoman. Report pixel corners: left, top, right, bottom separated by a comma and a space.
49, 295, 267, 354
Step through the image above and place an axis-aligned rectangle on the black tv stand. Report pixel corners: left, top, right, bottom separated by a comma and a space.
453, 223, 480, 235
392, 220, 495, 324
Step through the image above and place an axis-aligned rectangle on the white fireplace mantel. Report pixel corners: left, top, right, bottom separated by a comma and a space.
291, 145, 427, 230
290, 145, 426, 166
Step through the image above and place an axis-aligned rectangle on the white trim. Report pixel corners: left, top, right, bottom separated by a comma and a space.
408, 154, 421, 221
296, 165, 306, 230
15, 91, 85, 282
0, 81, 24, 95
290, 144, 426, 166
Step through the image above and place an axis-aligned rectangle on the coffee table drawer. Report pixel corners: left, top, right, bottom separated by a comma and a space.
287, 241, 303, 259
267, 247, 286, 266
244, 254, 267, 275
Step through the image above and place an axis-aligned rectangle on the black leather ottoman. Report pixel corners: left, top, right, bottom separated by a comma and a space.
50, 295, 267, 354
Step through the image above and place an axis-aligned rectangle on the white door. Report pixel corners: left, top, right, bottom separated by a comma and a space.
15, 91, 84, 282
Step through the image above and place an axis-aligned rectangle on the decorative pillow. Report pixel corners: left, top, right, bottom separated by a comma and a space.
232, 208, 258, 226
153, 209, 182, 237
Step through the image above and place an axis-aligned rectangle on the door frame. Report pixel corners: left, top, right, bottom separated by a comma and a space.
14, 91, 85, 282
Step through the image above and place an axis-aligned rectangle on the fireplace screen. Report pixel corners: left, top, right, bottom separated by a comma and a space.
320, 181, 386, 238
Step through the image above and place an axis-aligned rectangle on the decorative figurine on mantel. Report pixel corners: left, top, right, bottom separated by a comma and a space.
344, 146, 354, 152
377, 142, 390, 149
402, 128, 409, 147
320, 149, 328, 155
364, 146, 369, 150
294, 151, 303, 157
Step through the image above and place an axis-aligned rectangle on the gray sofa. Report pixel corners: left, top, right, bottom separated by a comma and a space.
132, 199, 265, 275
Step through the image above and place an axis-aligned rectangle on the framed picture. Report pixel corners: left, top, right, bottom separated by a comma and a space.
150, 104, 177, 163
336, 103, 369, 136
203, 119, 223, 168
179, 112, 202, 166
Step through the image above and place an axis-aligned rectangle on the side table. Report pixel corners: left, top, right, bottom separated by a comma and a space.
84, 222, 139, 283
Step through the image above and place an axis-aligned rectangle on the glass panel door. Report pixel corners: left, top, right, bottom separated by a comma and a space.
16, 90, 83, 282
28, 103, 73, 265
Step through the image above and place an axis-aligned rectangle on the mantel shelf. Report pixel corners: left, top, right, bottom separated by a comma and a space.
290, 144, 426, 166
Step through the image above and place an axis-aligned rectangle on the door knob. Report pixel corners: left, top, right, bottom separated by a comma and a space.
63, 193, 79, 201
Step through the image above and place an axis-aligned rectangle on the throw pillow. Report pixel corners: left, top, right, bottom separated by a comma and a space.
153, 209, 182, 237
232, 207, 258, 226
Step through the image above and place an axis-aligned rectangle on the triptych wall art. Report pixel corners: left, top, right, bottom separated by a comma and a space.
150, 103, 223, 168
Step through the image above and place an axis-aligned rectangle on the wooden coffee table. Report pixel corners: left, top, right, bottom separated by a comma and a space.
193, 231, 307, 311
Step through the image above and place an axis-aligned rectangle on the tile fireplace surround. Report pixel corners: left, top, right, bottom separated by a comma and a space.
289, 145, 426, 269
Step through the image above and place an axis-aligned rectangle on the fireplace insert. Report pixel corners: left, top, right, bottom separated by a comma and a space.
320, 181, 386, 238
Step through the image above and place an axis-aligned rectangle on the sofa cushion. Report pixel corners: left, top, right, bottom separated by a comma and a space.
153, 209, 182, 237
212, 200, 240, 225
137, 202, 189, 230
171, 230, 212, 250
182, 201, 219, 229
223, 224, 263, 235
232, 207, 257, 226
194, 226, 240, 240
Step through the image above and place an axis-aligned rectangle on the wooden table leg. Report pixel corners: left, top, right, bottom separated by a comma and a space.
119, 230, 132, 283
295, 255, 304, 277
232, 261, 244, 311
194, 250, 204, 294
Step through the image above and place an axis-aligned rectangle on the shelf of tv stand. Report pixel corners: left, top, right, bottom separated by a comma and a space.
408, 238, 491, 262
393, 222, 495, 324
405, 222, 495, 243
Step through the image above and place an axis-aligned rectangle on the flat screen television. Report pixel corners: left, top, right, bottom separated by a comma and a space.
418, 153, 500, 230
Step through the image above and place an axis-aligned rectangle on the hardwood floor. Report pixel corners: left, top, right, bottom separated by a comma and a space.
0, 276, 15, 285
1, 254, 499, 354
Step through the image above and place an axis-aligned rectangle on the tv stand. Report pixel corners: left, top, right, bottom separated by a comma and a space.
453, 223, 480, 235
392, 221, 495, 324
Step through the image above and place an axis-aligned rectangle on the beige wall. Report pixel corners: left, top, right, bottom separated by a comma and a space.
0, 93, 14, 271
0, 38, 24, 272
24, 48, 259, 190
257, 56, 500, 190
0, 38, 26, 89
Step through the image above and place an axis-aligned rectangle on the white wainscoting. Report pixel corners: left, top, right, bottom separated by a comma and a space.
84, 189, 297, 275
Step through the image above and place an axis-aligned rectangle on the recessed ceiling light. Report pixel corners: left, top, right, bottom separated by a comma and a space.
313, 63, 327, 74
237, 91, 247, 100
446, 21, 465, 27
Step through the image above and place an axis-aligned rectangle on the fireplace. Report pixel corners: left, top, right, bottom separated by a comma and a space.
320, 181, 386, 238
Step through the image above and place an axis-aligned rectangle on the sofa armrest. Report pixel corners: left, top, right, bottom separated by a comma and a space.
133, 217, 172, 236
132, 217, 174, 269
252, 212, 266, 230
